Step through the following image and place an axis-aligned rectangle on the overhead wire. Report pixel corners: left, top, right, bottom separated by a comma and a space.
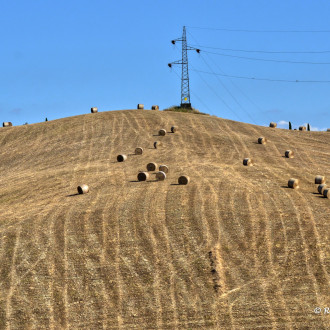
189, 63, 244, 122
189, 40, 273, 122
186, 26, 330, 33
185, 26, 330, 125
188, 31, 258, 124
198, 49, 330, 65
188, 44, 330, 54
189, 69, 330, 83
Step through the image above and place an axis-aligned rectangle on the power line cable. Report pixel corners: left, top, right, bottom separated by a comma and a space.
199, 49, 330, 64
190, 69, 330, 83
187, 30, 330, 83
187, 31, 259, 124
195, 45, 272, 121
191, 60, 258, 124
189, 65, 244, 122
186, 26, 330, 33
188, 44, 330, 54
188, 31, 267, 115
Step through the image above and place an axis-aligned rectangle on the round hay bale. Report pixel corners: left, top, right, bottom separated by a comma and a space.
137, 172, 149, 181
315, 175, 325, 184
178, 175, 190, 185
327, 128, 330, 132
146, 162, 158, 171
269, 122, 277, 128
91, 107, 98, 113
171, 126, 177, 133
135, 147, 143, 155
243, 158, 253, 166
156, 171, 166, 181
323, 188, 330, 198
77, 184, 89, 194
299, 126, 306, 131
137, 104, 144, 110
288, 178, 299, 189
258, 137, 267, 144
159, 165, 169, 173
318, 184, 327, 195
285, 150, 294, 158
3, 122, 12, 127
159, 129, 166, 136
117, 154, 127, 162
153, 141, 162, 149
151, 105, 159, 110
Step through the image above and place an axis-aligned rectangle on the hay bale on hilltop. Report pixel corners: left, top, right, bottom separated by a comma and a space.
315, 175, 325, 184
159, 129, 166, 136
178, 175, 190, 185
288, 178, 299, 189
269, 122, 277, 128
156, 171, 166, 181
151, 105, 159, 110
171, 126, 177, 133
299, 126, 306, 131
117, 154, 127, 162
91, 107, 98, 113
77, 184, 89, 194
323, 188, 330, 198
327, 128, 330, 132
3, 122, 12, 127
243, 158, 253, 166
154, 141, 161, 149
285, 150, 294, 158
135, 147, 143, 155
147, 162, 158, 171
137, 104, 144, 110
137, 172, 149, 181
159, 165, 169, 173
318, 184, 327, 195
258, 137, 267, 144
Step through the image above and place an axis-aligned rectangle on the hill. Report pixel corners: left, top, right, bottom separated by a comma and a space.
0, 109, 329, 329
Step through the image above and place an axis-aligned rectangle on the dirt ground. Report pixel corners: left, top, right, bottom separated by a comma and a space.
0, 109, 329, 329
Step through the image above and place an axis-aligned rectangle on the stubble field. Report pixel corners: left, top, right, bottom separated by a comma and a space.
0, 109, 329, 329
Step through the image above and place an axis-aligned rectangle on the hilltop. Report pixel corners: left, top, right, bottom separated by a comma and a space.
0, 109, 329, 329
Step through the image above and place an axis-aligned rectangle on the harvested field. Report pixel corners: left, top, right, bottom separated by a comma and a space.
0, 109, 329, 329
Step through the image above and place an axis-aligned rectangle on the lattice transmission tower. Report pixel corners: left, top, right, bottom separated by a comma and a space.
168, 26, 200, 108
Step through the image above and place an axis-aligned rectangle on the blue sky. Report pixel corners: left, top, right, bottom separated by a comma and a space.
1, 0, 330, 130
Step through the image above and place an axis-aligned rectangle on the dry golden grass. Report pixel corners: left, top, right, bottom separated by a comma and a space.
0, 109, 329, 329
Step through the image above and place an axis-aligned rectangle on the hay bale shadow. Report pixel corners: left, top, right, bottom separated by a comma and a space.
280, 186, 291, 189
129, 180, 140, 183
67, 193, 80, 197
170, 183, 181, 186
152, 134, 160, 136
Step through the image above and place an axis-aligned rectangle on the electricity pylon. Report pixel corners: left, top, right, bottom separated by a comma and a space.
168, 26, 200, 108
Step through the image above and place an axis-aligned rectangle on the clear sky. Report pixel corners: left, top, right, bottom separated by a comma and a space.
1, 0, 330, 130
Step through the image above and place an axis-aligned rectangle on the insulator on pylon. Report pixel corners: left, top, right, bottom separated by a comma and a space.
196, 49, 200, 53
171, 40, 175, 44
168, 63, 172, 68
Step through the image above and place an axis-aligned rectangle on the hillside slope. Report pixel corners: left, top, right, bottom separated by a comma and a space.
0, 109, 329, 329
